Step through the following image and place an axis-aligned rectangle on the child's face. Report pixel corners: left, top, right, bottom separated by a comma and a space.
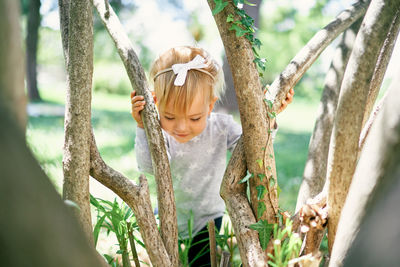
158, 93, 217, 143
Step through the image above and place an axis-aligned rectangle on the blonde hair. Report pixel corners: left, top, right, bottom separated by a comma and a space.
150, 46, 224, 113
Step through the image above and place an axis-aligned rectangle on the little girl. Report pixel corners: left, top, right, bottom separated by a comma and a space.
131, 46, 292, 266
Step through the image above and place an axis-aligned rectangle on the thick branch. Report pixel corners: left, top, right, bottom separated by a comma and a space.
220, 138, 267, 267
326, 0, 400, 252
361, 9, 400, 130
296, 19, 361, 212
91, 1, 178, 265
329, 69, 400, 267
62, 0, 93, 240
89, 132, 172, 267
268, 0, 369, 112
209, 0, 278, 226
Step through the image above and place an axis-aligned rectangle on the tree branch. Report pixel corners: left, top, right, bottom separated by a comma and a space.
208, 0, 278, 227
267, 0, 370, 113
89, 132, 172, 267
220, 138, 267, 267
361, 9, 400, 130
295, 19, 362, 212
326, 0, 400, 252
91, 1, 178, 265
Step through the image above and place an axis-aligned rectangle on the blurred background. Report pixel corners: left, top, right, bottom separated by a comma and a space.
23, 0, 398, 238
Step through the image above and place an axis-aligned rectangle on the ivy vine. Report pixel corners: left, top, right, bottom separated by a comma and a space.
212, 0, 266, 76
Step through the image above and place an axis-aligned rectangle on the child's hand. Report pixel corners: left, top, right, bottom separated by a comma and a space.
278, 88, 294, 114
131, 91, 146, 128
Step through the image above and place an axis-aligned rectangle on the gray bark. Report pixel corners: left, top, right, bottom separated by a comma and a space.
91, 1, 179, 265
60, 0, 94, 240
267, 0, 369, 113
326, 0, 400, 251
296, 19, 361, 212
330, 71, 400, 267
0, 0, 26, 132
26, 0, 41, 101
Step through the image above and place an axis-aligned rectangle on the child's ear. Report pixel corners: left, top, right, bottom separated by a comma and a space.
208, 97, 218, 115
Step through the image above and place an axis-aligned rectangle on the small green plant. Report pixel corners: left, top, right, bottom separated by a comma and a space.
267, 219, 302, 267
91, 195, 143, 267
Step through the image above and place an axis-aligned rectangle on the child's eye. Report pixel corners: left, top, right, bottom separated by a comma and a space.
190, 117, 201, 122
164, 116, 174, 121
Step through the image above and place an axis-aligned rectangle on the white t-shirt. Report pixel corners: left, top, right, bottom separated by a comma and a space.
135, 112, 242, 238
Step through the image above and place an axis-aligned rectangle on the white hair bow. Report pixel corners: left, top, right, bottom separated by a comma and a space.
171, 55, 208, 86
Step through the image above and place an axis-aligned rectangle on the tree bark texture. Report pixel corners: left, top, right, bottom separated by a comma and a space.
295, 19, 361, 212
326, 0, 400, 252
0, 0, 26, 132
89, 133, 172, 267
91, 1, 179, 265
26, 0, 42, 101
360, 9, 400, 131
0, 102, 105, 267
61, 0, 94, 240
217, 0, 262, 113
220, 138, 267, 267
209, 0, 279, 225
267, 0, 369, 113
329, 71, 400, 267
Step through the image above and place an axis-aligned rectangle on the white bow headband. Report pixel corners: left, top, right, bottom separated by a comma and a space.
153, 55, 215, 86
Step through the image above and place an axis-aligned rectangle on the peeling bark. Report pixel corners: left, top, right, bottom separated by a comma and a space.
61, 0, 94, 240
91, 1, 178, 265
220, 138, 267, 267
267, 0, 369, 113
89, 132, 172, 267
296, 19, 361, 212
330, 71, 400, 267
326, 0, 400, 251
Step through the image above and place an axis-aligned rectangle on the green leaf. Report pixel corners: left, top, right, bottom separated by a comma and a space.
256, 185, 266, 200
212, 0, 228, 15
257, 173, 266, 181
239, 171, 253, 184
256, 159, 263, 168
269, 154, 274, 159
277, 185, 282, 198
257, 202, 266, 219
249, 220, 273, 250
269, 177, 276, 188
264, 99, 273, 109
93, 214, 106, 247
244, 0, 256, 6
267, 111, 276, 119
226, 14, 234, 23
266, 165, 272, 171
229, 23, 249, 37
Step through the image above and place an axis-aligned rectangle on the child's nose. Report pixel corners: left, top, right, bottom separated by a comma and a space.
175, 119, 188, 132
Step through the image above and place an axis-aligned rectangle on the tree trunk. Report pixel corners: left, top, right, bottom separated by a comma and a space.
220, 138, 267, 267
330, 71, 400, 267
296, 19, 361, 212
0, 0, 26, 132
91, 1, 179, 265
326, 0, 400, 252
217, 0, 262, 113
360, 8, 400, 131
209, 0, 279, 227
60, 0, 94, 240
0, 2, 103, 264
26, 0, 41, 101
